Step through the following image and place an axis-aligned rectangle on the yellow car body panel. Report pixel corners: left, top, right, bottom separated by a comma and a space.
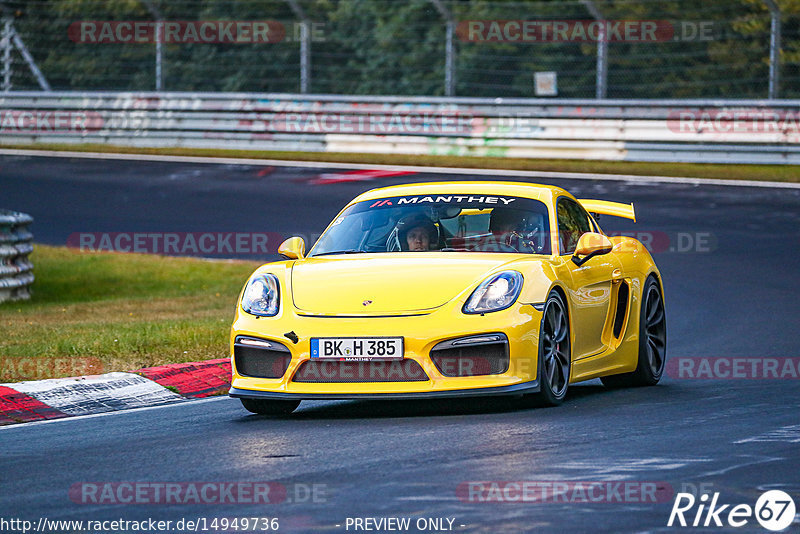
229, 182, 663, 401
290, 255, 521, 314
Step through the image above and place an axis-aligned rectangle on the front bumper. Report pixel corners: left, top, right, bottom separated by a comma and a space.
229, 301, 543, 399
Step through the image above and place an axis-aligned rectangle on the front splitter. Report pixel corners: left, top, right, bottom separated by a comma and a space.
229, 380, 539, 401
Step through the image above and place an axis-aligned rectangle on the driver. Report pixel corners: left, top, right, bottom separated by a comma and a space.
387, 213, 439, 251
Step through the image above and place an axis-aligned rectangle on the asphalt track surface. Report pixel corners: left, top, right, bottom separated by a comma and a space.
1, 154, 799, 533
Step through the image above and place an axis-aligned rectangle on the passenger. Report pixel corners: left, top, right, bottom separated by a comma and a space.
488, 207, 544, 253
489, 207, 525, 236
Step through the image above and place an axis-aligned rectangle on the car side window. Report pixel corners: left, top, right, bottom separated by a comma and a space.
557, 198, 593, 254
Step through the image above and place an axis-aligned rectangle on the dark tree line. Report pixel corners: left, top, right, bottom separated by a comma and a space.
3, 0, 799, 98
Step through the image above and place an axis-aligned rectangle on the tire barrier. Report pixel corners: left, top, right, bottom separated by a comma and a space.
0, 210, 34, 303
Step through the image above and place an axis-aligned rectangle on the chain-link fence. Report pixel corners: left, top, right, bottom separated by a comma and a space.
1, 0, 798, 99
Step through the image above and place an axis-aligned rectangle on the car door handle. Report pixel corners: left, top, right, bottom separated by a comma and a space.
612, 268, 622, 280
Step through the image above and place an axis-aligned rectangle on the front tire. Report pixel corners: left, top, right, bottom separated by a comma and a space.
527, 290, 571, 406
240, 398, 300, 415
601, 276, 667, 388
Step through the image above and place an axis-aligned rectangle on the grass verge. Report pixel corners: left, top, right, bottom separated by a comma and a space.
2, 142, 799, 183
0, 245, 259, 382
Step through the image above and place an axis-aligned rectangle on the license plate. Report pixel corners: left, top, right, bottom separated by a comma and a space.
310, 337, 403, 360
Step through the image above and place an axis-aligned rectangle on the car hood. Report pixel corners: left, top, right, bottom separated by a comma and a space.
290, 254, 519, 315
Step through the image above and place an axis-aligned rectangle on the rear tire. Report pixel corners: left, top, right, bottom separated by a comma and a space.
240, 398, 300, 415
525, 290, 571, 407
601, 276, 666, 388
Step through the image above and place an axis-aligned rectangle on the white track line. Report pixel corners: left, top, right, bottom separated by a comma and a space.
1, 148, 799, 189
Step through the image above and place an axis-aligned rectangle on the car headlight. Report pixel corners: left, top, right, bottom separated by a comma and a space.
241, 274, 280, 317
463, 271, 523, 314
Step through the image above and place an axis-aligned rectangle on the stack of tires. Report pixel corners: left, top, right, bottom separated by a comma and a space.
0, 210, 34, 303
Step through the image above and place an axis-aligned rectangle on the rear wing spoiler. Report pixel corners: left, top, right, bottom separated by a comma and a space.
578, 199, 636, 222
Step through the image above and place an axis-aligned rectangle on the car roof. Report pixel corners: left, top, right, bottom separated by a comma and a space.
351, 181, 569, 204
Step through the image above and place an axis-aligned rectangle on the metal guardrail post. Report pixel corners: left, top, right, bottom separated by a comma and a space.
155, 24, 163, 91
286, 0, 311, 94
142, 1, 164, 91
444, 20, 456, 97
0, 210, 34, 303
0, 6, 50, 91
2, 17, 11, 92
581, 0, 607, 99
429, 0, 456, 96
9, 27, 50, 91
764, 0, 781, 99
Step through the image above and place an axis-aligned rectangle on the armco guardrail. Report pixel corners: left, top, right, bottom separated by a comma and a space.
0, 210, 34, 303
1, 92, 800, 164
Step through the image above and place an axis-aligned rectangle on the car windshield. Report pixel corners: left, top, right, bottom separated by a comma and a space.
310, 194, 552, 256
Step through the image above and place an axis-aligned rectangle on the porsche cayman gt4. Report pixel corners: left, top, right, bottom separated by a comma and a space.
229, 182, 666, 415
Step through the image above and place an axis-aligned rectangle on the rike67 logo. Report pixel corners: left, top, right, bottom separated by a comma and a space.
668, 490, 796, 531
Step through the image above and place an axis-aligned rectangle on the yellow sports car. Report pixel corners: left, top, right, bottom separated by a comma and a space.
229, 181, 666, 415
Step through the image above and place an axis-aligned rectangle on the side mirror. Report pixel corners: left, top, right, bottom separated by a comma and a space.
572, 232, 613, 266
278, 237, 305, 259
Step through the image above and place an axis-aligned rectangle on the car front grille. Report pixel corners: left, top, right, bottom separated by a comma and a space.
292, 359, 429, 383
430, 334, 509, 377
234, 337, 292, 379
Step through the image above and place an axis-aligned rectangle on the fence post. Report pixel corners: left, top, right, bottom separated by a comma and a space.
0, 210, 34, 303
142, 1, 164, 91
0, 15, 50, 92
155, 22, 163, 91
429, 0, 456, 96
764, 0, 781, 99
581, 0, 607, 99
2, 17, 11, 92
286, 0, 311, 93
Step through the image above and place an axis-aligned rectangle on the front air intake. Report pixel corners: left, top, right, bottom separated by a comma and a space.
430, 333, 509, 377
234, 337, 292, 379
292, 359, 428, 383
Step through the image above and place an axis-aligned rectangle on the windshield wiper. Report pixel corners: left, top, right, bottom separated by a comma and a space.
311, 249, 366, 257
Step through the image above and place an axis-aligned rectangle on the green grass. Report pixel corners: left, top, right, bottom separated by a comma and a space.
3, 142, 800, 183
0, 245, 259, 382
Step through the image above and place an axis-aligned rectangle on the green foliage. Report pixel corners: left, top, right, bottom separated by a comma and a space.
0, 245, 258, 381
5, 0, 800, 97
